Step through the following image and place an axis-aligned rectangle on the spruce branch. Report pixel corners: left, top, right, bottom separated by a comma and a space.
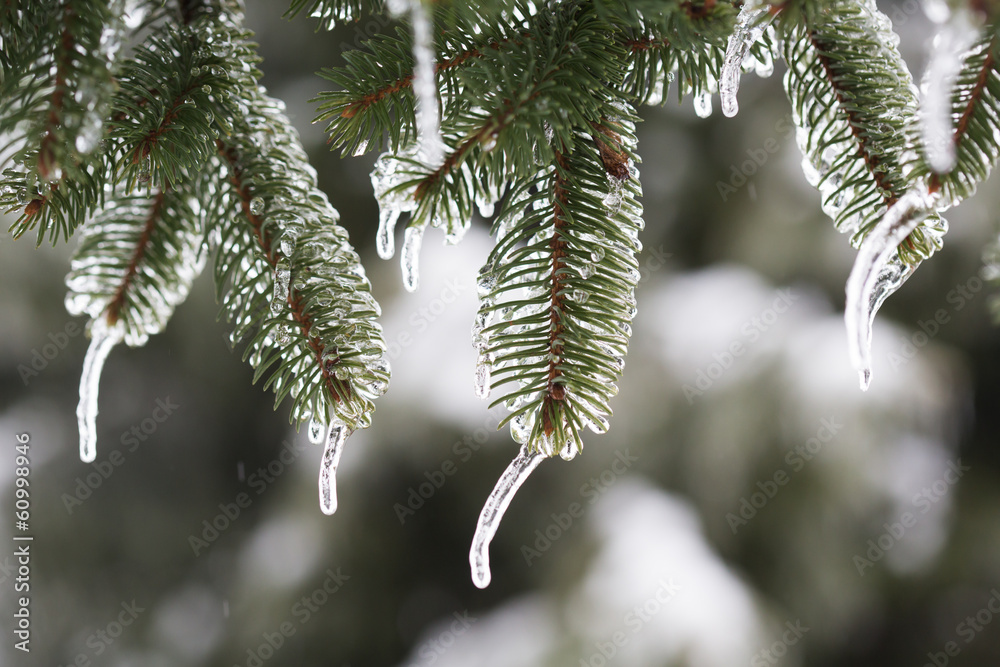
0, 0, 121, 244
108, 18, 258, 190
478, 113, 642, 456
780, 0, 946, 265
64, 180, 208, 347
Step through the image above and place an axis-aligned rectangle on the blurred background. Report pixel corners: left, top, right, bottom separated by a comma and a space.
2, 1, 1000, 665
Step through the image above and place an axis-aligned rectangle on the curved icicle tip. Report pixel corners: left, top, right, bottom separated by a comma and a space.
844, 189, 934, 390
318, 422, 349, 515
469, 444, 547, 589
76, 320, 123, 463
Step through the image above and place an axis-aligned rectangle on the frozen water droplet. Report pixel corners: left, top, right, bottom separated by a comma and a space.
469, 444, 547, 588
477, 198, 495, 219
352, 138, 369, 157
280, 234, 295, 257
511, 411, 532, 444
318, 422, 348, 515
572, 288, 589, 303
271, 262, 290, 315
694, 91, 713, 118
590, 246, 605, 262
308, 418, 326, 445
474, 353, 491, 398
646, 77, 665, 105
201, 84, 212, 94
754, 47, 774, 78
477, 266, 497, 297
401, 225, 424, 292
138, 155, 151, 183
249, 197, 265, 216
845, 187, 936, 389
559, 440, 579, 461
377, 208, 399, 260
77, 321, 123, 463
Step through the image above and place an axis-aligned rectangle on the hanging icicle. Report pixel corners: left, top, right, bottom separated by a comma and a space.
318, 420, 349, 515
376, 208, 400, 260
844, 187, 937, 390
469, 444, 547, 588
388, 0, 444, 166
77, 319, 124, 463
720, 5, 769, 118
401, 224, 425, 292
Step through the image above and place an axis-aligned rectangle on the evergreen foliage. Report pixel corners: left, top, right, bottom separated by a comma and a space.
3, 0, 1000, 584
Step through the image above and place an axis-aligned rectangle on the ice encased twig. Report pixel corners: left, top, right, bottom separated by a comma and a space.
469, 444, 547, 588
844, 187, 936, 390
77, 319, 124, 462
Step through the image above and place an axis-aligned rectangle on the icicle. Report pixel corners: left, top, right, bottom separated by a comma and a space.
406, 0, 444, 165
377, 209, 399, 260
318, 421, 348, 515
720, 6, 767, 118
474, 352, 492, 398
77, 320, 124, 463
920, 10, 981, 173
693, 91, 713, 118
469, 444, 547, 588
401, 225, 424, 292
845, 187, 936, 390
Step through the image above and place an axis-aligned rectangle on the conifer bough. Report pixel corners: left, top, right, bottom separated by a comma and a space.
2, 0, 999, 587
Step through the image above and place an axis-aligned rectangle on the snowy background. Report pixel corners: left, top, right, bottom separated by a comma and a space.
2, 1, 1000, 665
